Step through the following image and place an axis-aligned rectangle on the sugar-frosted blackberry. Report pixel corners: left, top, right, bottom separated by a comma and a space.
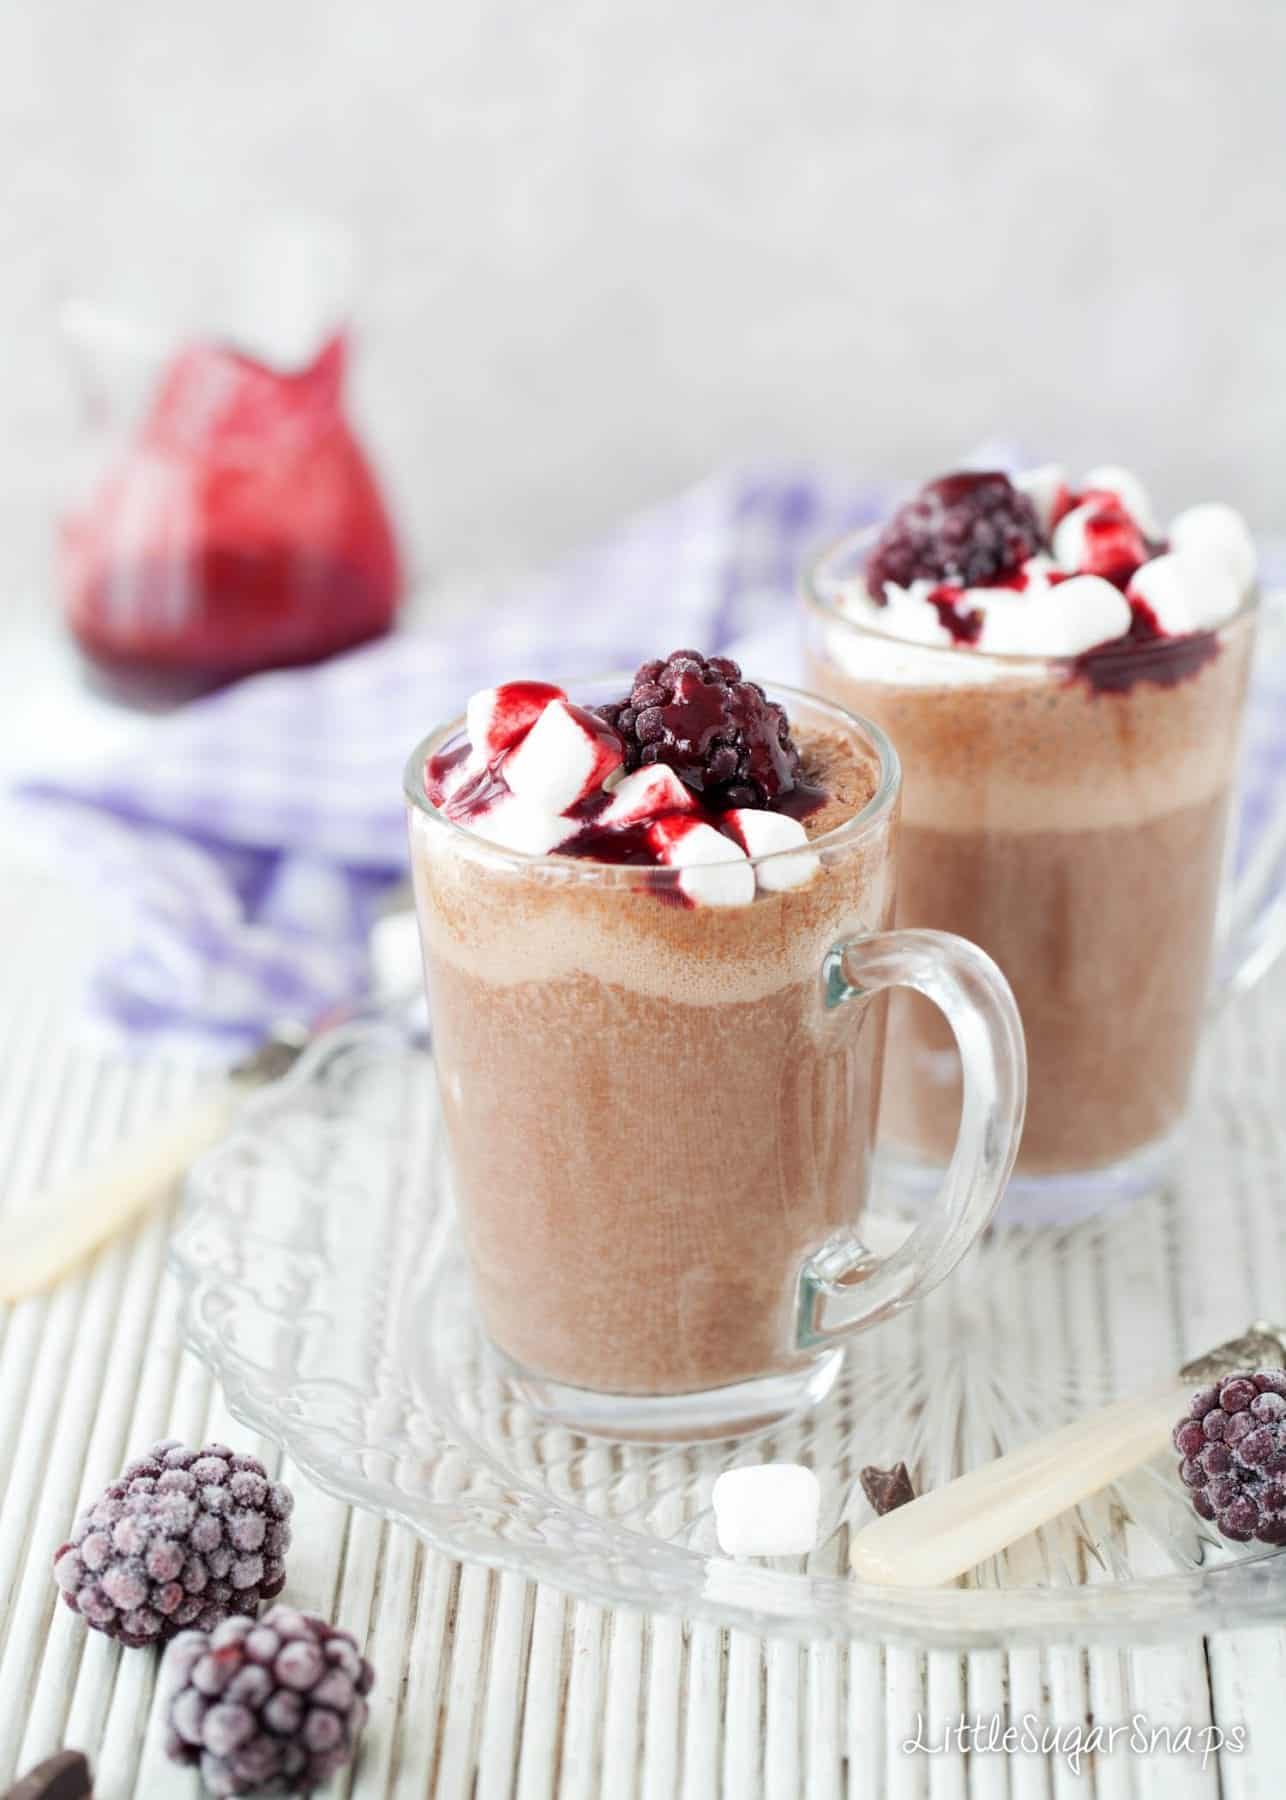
52, 1440, 293, 1649
866, 471, 1042, 598
597, 651, 800, 808
164, 1606, 375, 1796
1173, 1370, 1286, 1544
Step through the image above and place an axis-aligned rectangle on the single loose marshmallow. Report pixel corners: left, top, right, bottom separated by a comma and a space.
1052, 500, 1148, 582
649, 816, 755, 908
1012, 464, 1069, 535
504, 699, 625, 815
466, 681, 566, 762
712, 1464, 821, 1557
1128, 550, 1242, 635
975, 573, 1130, 657
1169, 502, 1257, 593
473, 795, 576, 856
723, 808, 821, 892
597, 764, 699, 829
1082, 464, 1160, 539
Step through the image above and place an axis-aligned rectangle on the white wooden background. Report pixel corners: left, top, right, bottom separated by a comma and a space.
4, 862, 1286, 1796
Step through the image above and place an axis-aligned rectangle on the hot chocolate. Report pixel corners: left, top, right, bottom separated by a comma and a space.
410, 665, 890, 1399
805, 466, 1257, 1192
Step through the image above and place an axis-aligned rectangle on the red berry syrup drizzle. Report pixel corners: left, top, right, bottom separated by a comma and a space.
1075, 600, 1220, 694
423, 654, 831, 884
865, 468, 1222, 695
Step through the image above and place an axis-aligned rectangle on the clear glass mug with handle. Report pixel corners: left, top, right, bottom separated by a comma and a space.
405, 679, 1026, 1439
803, 528, 1286, 1222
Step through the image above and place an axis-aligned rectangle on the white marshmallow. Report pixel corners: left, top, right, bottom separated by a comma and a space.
597, 764, 698, 829
712, 1464, 821, 1557
650, 817, 755, 908
1050, 500, 1100, 573
1041, 573, 1133, 654
1169, 502, 1257, 593
877, 582, 954, 647
466, 681, 566, 762
724, 808, 821, 892
1082, 464, 1160, 539
504, 698, 624, 815
1051, 498, 1148, 582
1012, 464, 1068, 535
474, 795, 575, 856
976, 573, 1131, 657
1128, 550, 1242, 635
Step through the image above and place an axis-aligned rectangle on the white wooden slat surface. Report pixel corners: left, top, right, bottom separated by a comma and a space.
2, 861, 1285, 1796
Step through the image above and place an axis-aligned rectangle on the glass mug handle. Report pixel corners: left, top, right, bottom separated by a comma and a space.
797, 930, 1026, 1348
1214, 587, 1286, 1004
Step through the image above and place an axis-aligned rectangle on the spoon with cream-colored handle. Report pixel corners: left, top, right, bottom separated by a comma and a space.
0, 907, 423, 1303
849, 1320, 1286, 1588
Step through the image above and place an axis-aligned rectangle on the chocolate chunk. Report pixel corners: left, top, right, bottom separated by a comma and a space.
860, 1462, 917, 1517
4, 1751, 93, 1800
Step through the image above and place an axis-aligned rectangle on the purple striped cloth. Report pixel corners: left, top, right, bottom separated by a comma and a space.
16, 464, 1286, 1059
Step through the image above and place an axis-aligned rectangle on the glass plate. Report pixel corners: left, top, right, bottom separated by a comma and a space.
171, 1020, 1286, 1647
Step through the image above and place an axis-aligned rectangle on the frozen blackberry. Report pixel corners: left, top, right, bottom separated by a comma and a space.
1174, 1370, 1286, 1544
52, 1440, 293, 1649
164, 1606, 375, 1797
866, 471, 1042, 598
597, 651, 800, 808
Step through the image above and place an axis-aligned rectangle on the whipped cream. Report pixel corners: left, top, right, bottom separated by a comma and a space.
426, 682, 821, 907
843, 465, 1253, 661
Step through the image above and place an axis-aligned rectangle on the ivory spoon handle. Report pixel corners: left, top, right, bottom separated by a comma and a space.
0, 1088, 235, 1303
849, 1380, 1191, 1588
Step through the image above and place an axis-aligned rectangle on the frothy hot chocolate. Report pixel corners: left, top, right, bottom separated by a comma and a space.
408, 667, 894, 1401
806, 464, 1257, 1185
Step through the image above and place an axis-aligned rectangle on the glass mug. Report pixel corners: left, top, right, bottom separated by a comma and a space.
405, 680, 1026, 1438
803, 526, 1286, 1220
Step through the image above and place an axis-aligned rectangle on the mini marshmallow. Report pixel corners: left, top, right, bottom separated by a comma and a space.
1128, 550, 1242, 635
474, 795, 576, 856
1169, 502, 1257, 593
723, 808, 821, 893
1082, 464, 1160, 539
650, 817, 755, 908
466, 681, 566, 762
504, 698, 624, 815
876, 583, 955, 647
1046, 574, 1134, 653
712, 1464, 821, 1557
1012, 464, 1069, 535
976, 574, 1130, 657
597, 764, 699, 829
1052, 500, 1148, 581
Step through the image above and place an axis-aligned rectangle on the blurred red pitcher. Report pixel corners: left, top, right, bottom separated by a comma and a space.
58, 218, 403, 702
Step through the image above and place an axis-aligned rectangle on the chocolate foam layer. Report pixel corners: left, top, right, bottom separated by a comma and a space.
810, 610, 1255, 834
410, 722, 890, 1004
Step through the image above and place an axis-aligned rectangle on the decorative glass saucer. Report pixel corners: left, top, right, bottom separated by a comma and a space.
172, 1020, 1286, 1646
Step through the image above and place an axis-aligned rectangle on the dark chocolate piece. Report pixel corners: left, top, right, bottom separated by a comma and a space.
5, 1750, 93, 1800
860, 1462, 917, 1517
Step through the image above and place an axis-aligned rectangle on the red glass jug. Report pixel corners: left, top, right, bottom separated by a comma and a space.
60, 267, 401, 700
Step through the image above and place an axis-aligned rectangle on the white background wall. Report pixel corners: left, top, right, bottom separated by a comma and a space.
3, 0, 1283, 605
